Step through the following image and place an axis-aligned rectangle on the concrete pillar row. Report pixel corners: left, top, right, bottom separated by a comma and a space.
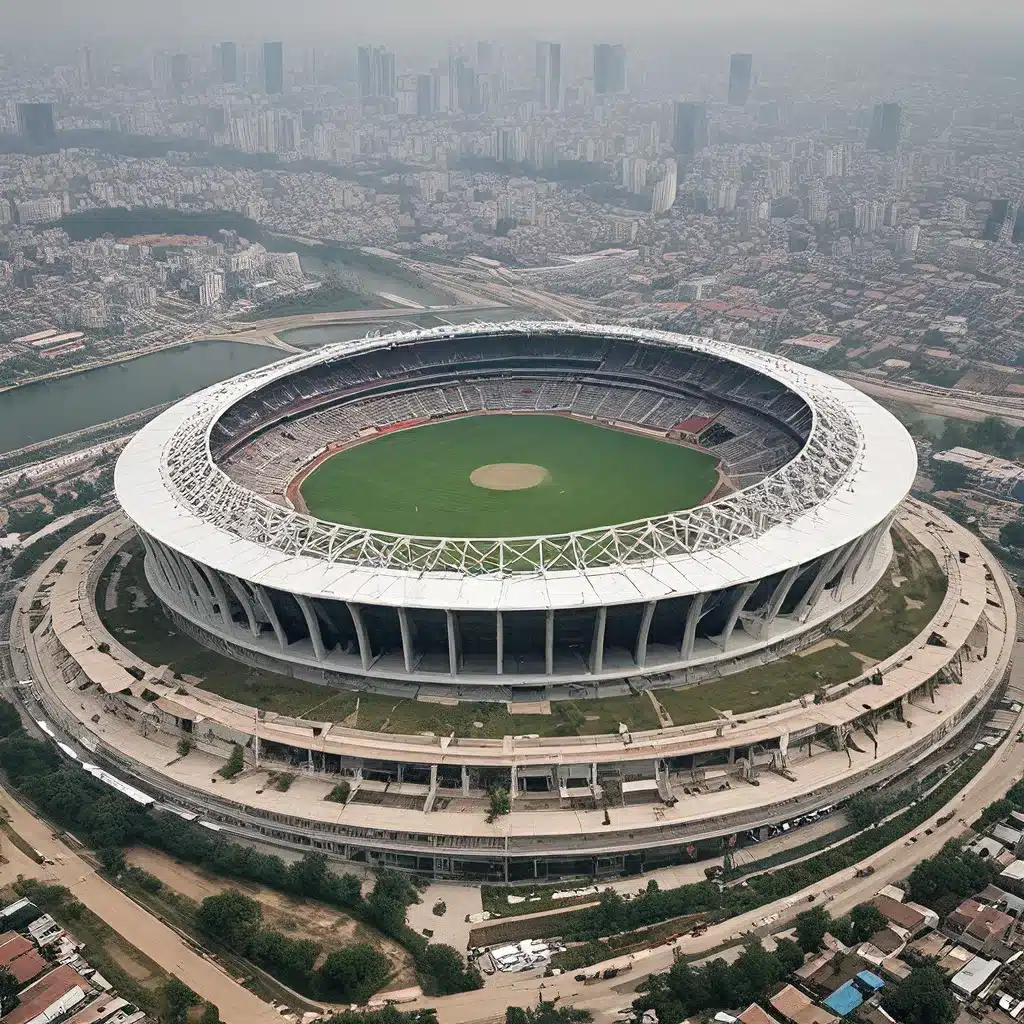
154, 542, 195, 614
179, 555, 217, 623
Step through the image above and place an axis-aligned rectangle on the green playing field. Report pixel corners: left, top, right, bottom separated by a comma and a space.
299, 413, 720, 537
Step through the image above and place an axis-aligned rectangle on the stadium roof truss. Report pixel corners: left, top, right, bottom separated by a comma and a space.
150, 322, 880, 577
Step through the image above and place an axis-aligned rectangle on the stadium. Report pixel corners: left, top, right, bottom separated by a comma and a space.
115, 322, 916, 697
18, 321, 1014, 881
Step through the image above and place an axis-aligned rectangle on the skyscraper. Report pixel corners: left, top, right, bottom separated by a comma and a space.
358, 46, 396, 102
535, 42, 561, 111
728, 53, 752, 106
263, 42, 284, 94
593, 44, 627, 95
867, 102, 901, 153
983, 200, 1018, 244
476, 41, 494, 73
651, 160, 678, 215
16, 102, 56, 146
170, 53, 190, 91
672, 102, 708, 157
220, 41, 237, 84
415, 75, 433, 117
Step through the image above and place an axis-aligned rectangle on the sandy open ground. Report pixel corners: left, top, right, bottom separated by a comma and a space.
469, 463, 550, 490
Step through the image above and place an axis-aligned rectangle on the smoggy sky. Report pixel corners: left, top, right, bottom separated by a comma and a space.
3, 0, 1023, 40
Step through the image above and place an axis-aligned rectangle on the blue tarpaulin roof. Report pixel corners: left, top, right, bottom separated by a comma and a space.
824, 983, 863, 1017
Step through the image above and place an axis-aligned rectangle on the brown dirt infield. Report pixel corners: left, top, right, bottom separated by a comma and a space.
469, 463, 551, 490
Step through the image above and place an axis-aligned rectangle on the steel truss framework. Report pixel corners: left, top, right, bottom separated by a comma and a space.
158, 323, 865, 576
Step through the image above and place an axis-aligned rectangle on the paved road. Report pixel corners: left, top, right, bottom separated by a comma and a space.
0, 784, 286, 1024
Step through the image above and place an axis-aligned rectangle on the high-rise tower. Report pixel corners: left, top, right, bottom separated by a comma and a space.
728, 53, 752, 106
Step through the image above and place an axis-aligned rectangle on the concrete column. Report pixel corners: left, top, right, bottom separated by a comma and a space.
181, 556, 218, 624
722, 582, 757, 650
149, 541, 179, 599
295, 594, 325, 661
510, 765, 519, 802
195, 563, 233, 631
681, 593, 706, 660
398, 608, 414, 673
161, 546, 200, 615
589, 607, 607, 674
139, 535, 171, 594
545, 609, 555, 675
850, 518, 891, 584
496, 611, 504, 675
346, 602, 372, 670
634, 601, 657, 668
254, 585, 288, 651
795, 545, 848, 621
221, 573, 260, 638
839, 529, 875, 589
461, 766, 470, 796
763, 565, 801, 624
446, 610, 459, 676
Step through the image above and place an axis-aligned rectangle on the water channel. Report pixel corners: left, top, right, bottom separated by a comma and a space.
0, 341, 283, 454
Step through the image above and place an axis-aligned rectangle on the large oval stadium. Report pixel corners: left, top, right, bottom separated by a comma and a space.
16, 321, 1013, 880
115, 322, 916, 698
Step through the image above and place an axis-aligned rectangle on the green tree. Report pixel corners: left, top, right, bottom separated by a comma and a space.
0, 967, 20, 1015
882, 965, 956, 1024
794, 905, 831, 953
487, 787, 511, 821
219, 743, 245, 779
976, 798, 1015, 830
906, 842, 998, 918
506, 1004, 592, 1024
317, 943, 391, 1003
195, 889, 262, 952
1001, 519, 1024, 550
416, 944, 482, 996
849, 903, 888, 943
164, 976, 200, 1024
0, 702, 22, 740
200, 1003, 221, 1024
930, 460, 970, 492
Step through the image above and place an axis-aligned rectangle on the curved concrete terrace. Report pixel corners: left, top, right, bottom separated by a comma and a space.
14, 499, 1014, 878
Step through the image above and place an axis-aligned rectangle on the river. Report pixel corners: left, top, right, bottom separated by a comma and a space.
298, 253, 450, 308
0, 341, 283, 454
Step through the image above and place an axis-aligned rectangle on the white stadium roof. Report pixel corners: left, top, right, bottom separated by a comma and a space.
115, 322, 917, 611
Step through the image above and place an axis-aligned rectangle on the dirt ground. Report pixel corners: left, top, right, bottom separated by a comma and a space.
125, 846, 417, 988
469, 463, 550, 490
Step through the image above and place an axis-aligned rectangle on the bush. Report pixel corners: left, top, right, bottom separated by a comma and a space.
487, 787, 510, 822
317, 944, 391, 1003
416, 943, 482, 996
176, 738, 194, 758
219, 743, 245, 779
326, 780, 351, 804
